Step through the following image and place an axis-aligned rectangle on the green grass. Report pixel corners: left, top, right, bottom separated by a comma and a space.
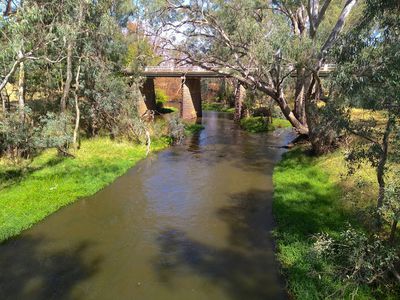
202, 102, 234, 113
0, 137, 170, 243
158, 106, 178, 114
184, 123, 205, 134
240, 116, 291, 133
272, 148, 397, 299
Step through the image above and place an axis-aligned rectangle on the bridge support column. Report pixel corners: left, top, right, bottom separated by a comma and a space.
181, 77, 202, 119
139, 78, 157, 115
234, 83, 246, 123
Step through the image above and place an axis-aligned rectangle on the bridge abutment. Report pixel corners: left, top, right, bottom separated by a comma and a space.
181, 77, 202, 119
139, 78, 157, 115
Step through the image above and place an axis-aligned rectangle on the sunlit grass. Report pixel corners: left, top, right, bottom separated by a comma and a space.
273, 147, 396, 299
0, 137, 170, 243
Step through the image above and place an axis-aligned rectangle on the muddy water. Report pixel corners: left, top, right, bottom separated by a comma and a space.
0, 112, 292, 300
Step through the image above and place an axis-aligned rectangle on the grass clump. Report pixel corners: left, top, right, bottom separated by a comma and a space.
0, 137, 170, 243
203, 102, 234, 112
240, 116, 291, 133
184, 123, 205, 135
273, 148, 397, 299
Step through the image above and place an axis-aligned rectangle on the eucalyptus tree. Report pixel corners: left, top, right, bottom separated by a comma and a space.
333, 0, 400, 235
0, 0, 151, 158
144, 0, 359, 154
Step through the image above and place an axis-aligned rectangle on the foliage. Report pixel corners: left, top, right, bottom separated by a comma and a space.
330, 0, 400, 234
0, 137, 170, 243
313, 226, 399, 292
36, 113, 73, 150
155, 88, 168, 111
0, 109, 39, 161
0, 0, 156, 161
166, 115, 185, 144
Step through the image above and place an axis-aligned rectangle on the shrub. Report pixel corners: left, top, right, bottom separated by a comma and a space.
313, 225, 399, 296
0, 109, 40, 161
167, 115, 185, 144
36, 113, 73, 150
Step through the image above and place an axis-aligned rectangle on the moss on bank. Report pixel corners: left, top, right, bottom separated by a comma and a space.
240, 116, 291, 133
273, 148, 396, 299
202, 102, 235, 113
0, 137, 170, 243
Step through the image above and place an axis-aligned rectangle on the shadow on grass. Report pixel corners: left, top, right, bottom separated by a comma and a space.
154, 189, 287, 300
0, 236, 101, 300
0, 156, 65, 190
272, 148, 351, 298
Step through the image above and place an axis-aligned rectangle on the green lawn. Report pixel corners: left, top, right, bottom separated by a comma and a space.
0, 137, 169, 243
273, 148, 396, 299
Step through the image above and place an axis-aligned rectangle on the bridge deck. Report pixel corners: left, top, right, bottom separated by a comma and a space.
140, 65, 336, 78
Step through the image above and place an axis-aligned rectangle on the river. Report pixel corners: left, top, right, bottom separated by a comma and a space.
0, 112, 291, 300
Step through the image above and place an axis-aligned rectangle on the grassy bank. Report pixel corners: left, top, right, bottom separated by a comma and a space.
0, 137, 170, 243
240, 116, 292, 133
272, 148, 398, 299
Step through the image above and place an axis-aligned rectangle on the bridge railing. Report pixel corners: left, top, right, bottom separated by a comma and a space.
144, 66, 206, 72
143, 64, 336, 74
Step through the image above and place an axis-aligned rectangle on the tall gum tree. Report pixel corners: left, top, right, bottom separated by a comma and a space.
144, 0, 359, 154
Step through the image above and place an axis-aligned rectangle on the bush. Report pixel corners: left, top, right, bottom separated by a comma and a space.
36, 113, 73, 150
167, 115, 185, 144
313, 226, 399, 295
0, 109, 40, 161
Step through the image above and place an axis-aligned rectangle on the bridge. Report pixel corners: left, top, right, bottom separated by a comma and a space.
137, 65, 336, 119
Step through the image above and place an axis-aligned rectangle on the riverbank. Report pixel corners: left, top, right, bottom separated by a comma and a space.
0, 137, 170, 243
272, 147, 397, 299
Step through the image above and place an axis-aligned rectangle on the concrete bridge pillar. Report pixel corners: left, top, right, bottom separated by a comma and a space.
234, 83, 246, 123
139, 78, 157, 115
181, 77, 202, 119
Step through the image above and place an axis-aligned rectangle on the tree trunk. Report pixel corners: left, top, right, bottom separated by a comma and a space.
294, 67, 309, 124
1, 92, 6, 115
305, 81, 336, 155
389, 220, 398, 244
18, 60, 25, 122
274, 92, 309, 135
60, 42, 73, 113
3, 0, 13, 16
376, 117, 393, 209
234, 82, 246, 123
73, 62, 81, 148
